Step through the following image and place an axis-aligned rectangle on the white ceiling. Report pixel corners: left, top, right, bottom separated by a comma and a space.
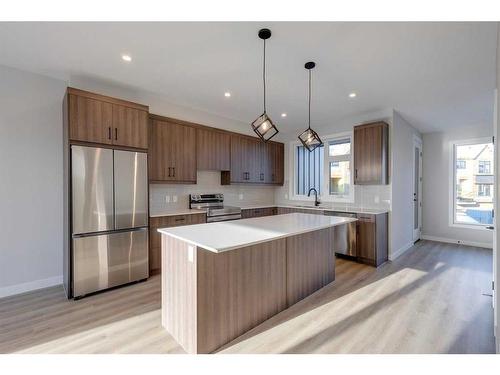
0, 22, 496, 134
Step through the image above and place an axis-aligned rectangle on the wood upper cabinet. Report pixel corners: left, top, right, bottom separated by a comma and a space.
229, 135, 260, 183
112, 104, 148, 149
353, 121, 389, 185
69, 94, 113, 144
196, 128, 230, 171
227, 134, 284, 185
149, 119, 197, 183
67, 88, 149, 149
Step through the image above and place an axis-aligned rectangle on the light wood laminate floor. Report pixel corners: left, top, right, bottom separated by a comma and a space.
0, 240, 495, 354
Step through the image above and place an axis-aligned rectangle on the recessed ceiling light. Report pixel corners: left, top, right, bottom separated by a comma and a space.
281, 113, 287, 118
121, 54, 132, 62
224, 92, 231, 97
349, 92, 357, 98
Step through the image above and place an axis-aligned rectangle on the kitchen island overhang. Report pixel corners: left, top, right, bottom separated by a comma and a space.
158, 213, 356, 354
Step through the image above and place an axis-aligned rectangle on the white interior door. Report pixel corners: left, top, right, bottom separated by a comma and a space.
413, 137, 423, 241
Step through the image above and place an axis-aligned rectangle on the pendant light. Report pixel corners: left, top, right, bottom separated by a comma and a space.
298, 61, 323, 152
251, 28, 279, 142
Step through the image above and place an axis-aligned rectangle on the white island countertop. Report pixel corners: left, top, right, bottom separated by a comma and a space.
158, 213, 357, 253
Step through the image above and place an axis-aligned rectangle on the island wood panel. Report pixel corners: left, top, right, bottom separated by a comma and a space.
68, 93, 113, 144
196, 239, 287, 354
161, 235, 198, 354
112, 104, 148, 149
286, 228, 335, 306
196, 128, 231, 171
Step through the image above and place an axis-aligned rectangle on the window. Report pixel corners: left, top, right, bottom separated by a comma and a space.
295, 144, 324, 195
292, 134, 353, 202
452, 139, 494, 227
328, 138, 351, 196
478, 160, 491, 174
477, 184, 491, 197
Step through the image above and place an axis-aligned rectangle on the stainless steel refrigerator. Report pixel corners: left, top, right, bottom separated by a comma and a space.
68, 145, 149, 298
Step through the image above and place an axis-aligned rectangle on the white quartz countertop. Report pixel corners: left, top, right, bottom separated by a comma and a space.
158, 213, 357, 253
150, 209, 207, 218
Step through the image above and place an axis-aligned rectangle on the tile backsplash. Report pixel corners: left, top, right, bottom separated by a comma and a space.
149, 171, 276, 215
274, 179, 391, 212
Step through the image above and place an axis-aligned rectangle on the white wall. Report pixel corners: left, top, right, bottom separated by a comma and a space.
0, 65, 67, 297
391, 111, 422, 258
422, 128, 493, 248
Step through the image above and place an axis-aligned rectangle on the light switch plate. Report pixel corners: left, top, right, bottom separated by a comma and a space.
188, 246, 194, 263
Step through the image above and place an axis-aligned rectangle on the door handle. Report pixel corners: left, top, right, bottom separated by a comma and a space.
260, 173, 264, 181
172, 167, 176, 177
114, 128, 118, 141
108, 127, 111, 140
168, 167, 171, 177
355, 169, 358, 179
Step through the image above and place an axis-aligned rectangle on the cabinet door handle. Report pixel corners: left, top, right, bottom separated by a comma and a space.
260, 173, 264, 181
272, 173, 275, 181
114, 128, 118, 141
172, 167, 175, 177
108, 127, 111, 140
168, 167, 171, 177
175, 217, 186, 222
355, 169, 358, 179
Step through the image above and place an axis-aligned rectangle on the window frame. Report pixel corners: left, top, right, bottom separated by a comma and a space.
449, 137, 493, 230
289, 131, 354, 203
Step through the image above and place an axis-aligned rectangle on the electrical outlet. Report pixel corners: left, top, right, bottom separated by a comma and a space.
165, 195, 171, 203
239, 194, 244, 200
173, 195, 178, 203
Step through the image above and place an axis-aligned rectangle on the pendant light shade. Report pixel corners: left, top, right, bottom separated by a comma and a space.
252, 28, 279, 142
298, 61, 323, 152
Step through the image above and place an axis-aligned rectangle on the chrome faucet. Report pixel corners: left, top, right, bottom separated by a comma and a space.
307, 188, 320, 207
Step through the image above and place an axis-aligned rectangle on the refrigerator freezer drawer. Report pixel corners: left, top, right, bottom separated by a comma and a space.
114, 150, 148, 229
72, 146, 114, 234
73, 228, 149, 297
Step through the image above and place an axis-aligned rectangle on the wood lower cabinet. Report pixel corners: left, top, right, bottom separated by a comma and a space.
241, 207, 277, 219
149, 119, 197, 183
353, 121, 389, 185
277, 207, 324, 215
196, 128, 230, 171
67, 88, 149, 149
356, 212, 388, 266
149, 213, 206, 274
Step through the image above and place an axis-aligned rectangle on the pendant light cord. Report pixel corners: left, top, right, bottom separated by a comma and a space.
263, 38, 266, 113
308, 68, 311, 129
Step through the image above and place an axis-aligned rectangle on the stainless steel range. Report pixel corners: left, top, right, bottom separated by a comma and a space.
189, 194, 241, 222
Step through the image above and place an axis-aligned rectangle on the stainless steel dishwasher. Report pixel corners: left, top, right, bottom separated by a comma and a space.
324, 211, 357, 257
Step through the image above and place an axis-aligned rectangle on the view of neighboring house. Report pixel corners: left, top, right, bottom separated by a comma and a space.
455, 141, 494, 225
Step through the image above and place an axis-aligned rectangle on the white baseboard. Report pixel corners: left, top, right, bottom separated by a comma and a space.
389, 241, 414, 261
0, 275, 63, 299
421, 235, 492, 249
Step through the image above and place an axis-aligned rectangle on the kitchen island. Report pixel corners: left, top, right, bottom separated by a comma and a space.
158, 213, 356, 353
